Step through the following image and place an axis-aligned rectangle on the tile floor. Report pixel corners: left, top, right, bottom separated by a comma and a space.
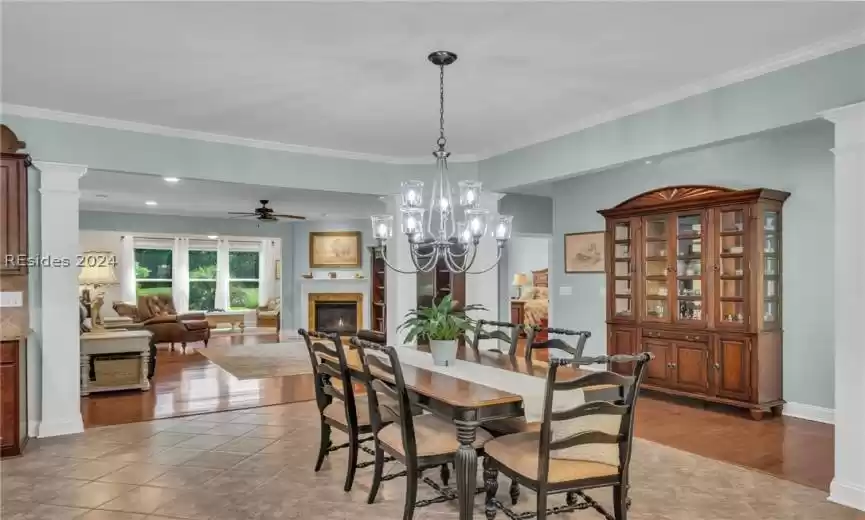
2, 401, 861, 520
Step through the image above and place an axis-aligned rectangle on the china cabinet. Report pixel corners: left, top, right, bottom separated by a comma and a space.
599, 185, 789, 419
368, 247, 387, 334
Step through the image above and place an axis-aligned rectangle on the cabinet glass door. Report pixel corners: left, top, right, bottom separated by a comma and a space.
717, 207, 747, 327
643, 215, 671, 322
675, 212, 706, 324
612, 221, 634, 319
761, 210, 780, 329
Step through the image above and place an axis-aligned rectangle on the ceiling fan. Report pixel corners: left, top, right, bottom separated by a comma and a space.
227, 200, 306, 222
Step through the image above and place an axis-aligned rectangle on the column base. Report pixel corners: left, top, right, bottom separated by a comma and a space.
830, 479, 865, 512
37, 415, 84, 438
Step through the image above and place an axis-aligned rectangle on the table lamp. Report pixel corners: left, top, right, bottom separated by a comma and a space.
512, 272, 529, 299
78, 251, 118, 332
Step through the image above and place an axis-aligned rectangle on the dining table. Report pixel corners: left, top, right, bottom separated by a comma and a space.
323, 343, 617, 520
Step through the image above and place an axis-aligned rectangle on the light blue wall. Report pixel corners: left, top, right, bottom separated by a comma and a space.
550, 120, 835, 409
499, 194, 553, 235
291, 219, 374, 329
78, 211, 295, 328
481, 44, 865, 191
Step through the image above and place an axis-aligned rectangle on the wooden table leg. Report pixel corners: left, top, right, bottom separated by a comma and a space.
80, 353, 90, 396
454, 412, 479, 520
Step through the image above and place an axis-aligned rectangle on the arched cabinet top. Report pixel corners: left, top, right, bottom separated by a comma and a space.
598, 184, 789, 218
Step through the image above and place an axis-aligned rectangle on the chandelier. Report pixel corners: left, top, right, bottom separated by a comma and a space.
370, 51, 513, 274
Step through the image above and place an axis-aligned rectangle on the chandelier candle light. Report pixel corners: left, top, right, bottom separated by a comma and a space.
371, 51, 513, 274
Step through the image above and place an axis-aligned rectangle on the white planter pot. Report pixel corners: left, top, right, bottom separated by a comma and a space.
429, 339, 458, 366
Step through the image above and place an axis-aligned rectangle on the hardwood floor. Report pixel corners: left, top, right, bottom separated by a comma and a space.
80, 332, 834, 493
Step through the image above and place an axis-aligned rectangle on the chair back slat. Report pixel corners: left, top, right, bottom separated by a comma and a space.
550, 400, 628, 422
298, 328, 358, 426
350, 336, 421, 462
526, 329, 591, 361
552, 370, 633, 391
536, 352, 654, 490
548, 430, 621, 451
471, 319, 528, 356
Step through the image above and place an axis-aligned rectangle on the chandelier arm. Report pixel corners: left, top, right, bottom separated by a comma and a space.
410, 245, 440, 273
412, 242, 437, 259
464, 243, 505, 275
442, 247, 469, 274
446, 242, 470, 258
376, 246, 419, 275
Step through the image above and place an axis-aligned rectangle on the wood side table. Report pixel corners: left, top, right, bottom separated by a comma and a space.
80, 330, 152, 396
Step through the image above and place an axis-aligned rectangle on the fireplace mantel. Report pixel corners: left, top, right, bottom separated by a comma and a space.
307, 292, 363, 333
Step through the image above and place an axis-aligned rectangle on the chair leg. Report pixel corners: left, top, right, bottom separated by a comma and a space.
613, 484, 628, 520
483, 457, 499, 520
403, 467, 418, 520
181, 342, 187, 353
344, 431, 359, 491
440, 463, 450, 486
169, 342, 174, 352
314, 419, 331, 472
509, 479, 520, 505
367, 442, 384, 504
536, 486, 547, 520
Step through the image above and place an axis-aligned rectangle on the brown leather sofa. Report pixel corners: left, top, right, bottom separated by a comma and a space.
113, 295, 211, 378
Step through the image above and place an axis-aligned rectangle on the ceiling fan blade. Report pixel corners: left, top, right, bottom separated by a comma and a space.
227, 212, 256, 215
271, 214, 307, 220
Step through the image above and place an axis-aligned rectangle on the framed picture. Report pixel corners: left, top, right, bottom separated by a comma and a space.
309, 231, 362, 268
564, 231, 605, 273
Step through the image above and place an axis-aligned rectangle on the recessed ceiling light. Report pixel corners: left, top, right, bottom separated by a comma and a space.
645, 160, 653, 165
207, 235, 218, 239
164, 177, 180, 183
95, 194, 108, 199
145, 200, 158, 206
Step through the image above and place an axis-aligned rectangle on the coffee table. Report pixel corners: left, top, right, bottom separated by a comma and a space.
80, 330, 152, 395
205, 311, 246, 332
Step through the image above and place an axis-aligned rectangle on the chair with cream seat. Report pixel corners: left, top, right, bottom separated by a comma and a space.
299, 328, 397, 492
470, 319, 536, 356
351, 337, 493, 520
482, 353, 653, 520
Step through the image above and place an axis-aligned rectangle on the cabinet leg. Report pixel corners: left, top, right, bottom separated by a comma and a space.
749, 409, 767, 421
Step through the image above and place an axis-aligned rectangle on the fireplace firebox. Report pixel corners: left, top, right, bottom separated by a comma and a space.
314, 302, 358, 335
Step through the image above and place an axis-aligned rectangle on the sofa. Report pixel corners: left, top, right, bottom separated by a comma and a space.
256, 297, 281, 332
113, 295, 211, 378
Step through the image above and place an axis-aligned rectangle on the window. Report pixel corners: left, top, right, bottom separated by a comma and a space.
135, 248, 172, 298
229, 250, 259, 309
189, 249, 217, 311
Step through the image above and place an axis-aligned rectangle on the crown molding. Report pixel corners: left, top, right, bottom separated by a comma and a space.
473, 27, 865, 161
1, 104, 478, 166
4, 27, 863, 166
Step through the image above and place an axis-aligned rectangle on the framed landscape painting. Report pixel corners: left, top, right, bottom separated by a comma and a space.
564, 231, 605, 273
309, 231, 362, 268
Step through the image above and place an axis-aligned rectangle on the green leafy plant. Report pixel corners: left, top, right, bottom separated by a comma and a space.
398, 295, 486, 342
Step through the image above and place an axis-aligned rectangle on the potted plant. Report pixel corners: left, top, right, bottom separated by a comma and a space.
398, 295, 486, 366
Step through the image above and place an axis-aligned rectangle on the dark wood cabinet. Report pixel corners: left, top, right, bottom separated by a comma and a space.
369, 248, 386, 335
608, 325, 638, 375
600, 185, 788, 419
0, 153, 29, 275
1, 339, 27, 457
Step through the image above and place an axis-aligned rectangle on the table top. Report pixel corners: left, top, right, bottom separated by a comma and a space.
81, 330, 152, 340
334, 344, 603, 409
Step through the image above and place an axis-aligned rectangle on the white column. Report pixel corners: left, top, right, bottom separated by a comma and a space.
384, 195, 417, 344
466, 192, 504, 350
822, 101, 865, 512
34, 161, 87, 438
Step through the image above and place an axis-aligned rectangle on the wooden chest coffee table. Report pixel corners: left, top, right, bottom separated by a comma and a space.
80, 330, 152, 396
205, 311, 246, 332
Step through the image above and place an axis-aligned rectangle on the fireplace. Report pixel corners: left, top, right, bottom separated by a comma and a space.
308, 292, 363, 335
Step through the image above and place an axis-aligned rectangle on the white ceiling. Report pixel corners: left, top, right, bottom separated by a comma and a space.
79, 171, 384, 220
3, 2, 865, 161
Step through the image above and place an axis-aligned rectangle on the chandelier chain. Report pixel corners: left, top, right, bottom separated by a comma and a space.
437, 64, 446, 149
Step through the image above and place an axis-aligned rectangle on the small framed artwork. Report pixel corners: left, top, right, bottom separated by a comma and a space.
309, 231, 362, 268
564, 231, 605, 273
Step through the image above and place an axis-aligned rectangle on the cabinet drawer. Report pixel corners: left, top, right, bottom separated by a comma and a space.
643, 329, 708, 344
0, 341, 18, 364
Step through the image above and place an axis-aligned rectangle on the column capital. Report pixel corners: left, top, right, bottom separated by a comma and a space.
820, 101, 865, 153
33, 161, 87, 194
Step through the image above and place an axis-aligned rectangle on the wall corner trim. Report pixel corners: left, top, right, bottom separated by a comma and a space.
829, 479, 865, 513
782, 402, 835, 425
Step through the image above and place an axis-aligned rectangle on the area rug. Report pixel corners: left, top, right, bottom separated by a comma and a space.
198, 340, 313, 379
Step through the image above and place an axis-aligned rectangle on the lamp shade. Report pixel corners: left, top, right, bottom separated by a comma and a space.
78, 251, 118, 285
512, 272, 529, 287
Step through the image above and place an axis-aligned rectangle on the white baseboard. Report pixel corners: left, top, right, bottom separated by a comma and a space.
782, 402, 835, 425
28, 420, 40, 438
37, 416, 84, 438
830, 479, 865, 512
